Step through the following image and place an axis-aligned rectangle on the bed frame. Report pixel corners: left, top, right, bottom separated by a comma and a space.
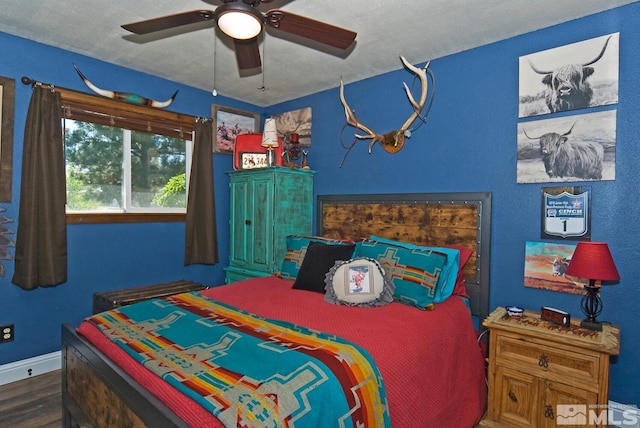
61, 191, 492, 427
317, 192, 492, 320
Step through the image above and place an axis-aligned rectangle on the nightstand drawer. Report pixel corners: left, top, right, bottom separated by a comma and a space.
495, 334, 600, 387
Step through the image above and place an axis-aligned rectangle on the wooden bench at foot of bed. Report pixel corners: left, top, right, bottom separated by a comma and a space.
92, 280, 207, 314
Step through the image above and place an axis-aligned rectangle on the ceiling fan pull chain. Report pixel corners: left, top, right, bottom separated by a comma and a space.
259, 29, 266, 91
212, 29, 218, 97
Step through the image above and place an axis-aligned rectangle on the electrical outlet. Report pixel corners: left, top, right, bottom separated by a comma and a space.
1, 324, 14, 343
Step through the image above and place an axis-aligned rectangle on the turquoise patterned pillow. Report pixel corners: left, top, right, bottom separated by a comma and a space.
279, 235, 355, 280
356, 239, 447, 309
369, 235, 461, 303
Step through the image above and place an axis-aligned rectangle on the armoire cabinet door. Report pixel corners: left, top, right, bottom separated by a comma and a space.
229, 176, 251, 268
246, 175, 274, 272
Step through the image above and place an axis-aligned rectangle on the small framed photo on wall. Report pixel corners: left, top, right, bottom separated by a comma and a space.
212, 105, 259, 154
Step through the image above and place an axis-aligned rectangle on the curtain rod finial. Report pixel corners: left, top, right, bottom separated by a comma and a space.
21, 76, 38, 86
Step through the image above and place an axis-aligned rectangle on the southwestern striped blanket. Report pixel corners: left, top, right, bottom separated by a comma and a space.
86, 291, 390, 427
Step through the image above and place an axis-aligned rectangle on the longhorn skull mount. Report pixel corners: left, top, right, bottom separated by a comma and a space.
73, 64, 178, 108
340, 56, 432, 154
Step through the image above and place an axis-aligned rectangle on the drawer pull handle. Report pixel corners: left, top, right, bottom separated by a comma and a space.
538, 353, 549, 368
508, 391, 518, 403
545, 404, 554, 419
245, 219, 252, 225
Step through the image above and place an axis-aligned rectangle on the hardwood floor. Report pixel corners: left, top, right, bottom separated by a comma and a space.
0, 370, 63, 427
0, 369, 485, 427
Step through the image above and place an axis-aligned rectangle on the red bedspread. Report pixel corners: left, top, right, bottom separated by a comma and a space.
78, 276, 487, 427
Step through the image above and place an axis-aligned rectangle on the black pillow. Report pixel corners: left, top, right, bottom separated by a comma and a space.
292, 241, 356, 293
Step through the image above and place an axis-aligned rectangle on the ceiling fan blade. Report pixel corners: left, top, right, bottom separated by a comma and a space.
234, 38, 262, 70
265, 10, 356, 50
122, 10, 215, 34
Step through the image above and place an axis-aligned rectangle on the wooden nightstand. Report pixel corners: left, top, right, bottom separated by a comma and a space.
480, 306, 620, 428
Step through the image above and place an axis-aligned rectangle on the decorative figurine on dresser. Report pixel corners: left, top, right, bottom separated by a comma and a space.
225, 167, 315, 284
480, 306, 620, 428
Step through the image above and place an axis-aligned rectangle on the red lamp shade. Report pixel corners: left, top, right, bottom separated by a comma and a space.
566, 242, 620, 282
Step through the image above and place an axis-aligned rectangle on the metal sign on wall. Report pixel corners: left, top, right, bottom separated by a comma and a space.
541, 186, 591, 240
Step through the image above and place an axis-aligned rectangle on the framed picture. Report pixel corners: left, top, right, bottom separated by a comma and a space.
345, 264, 373, 295
273, 107, 312, 147
516, 110, 616, 183
212, 105, 259, 154
0, 76, 15, 202
518, 32, 619, 118
524, 241, 585, 295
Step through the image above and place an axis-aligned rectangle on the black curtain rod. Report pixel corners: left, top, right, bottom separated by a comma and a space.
21, 76, 53, 87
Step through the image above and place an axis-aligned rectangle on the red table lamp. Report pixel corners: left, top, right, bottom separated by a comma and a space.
566, 242, 620, 331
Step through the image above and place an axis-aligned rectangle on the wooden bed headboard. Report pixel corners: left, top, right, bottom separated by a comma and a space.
317, 192, 492, 321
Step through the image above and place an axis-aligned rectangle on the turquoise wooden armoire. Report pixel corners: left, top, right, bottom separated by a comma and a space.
225, 167, 315, 283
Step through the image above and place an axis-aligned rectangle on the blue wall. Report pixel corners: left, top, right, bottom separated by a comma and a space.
0, 32, 252, 364
1, 2, 638, 408
268, 4, 640, 406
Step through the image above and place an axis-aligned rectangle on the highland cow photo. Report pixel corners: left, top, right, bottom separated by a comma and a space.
517, 110, 616, 183
518, 32, 619, 118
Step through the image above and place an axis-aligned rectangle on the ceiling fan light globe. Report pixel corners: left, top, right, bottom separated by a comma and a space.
216, 7, 263, 40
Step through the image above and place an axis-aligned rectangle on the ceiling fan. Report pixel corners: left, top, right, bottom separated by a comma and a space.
121, 0, 357, 72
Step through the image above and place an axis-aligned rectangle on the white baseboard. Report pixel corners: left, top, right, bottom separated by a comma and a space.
0, 351, 62, 386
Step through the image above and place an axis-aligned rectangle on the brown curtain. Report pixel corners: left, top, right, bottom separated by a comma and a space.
184, 119, 218, 265
12, 87, 67, 289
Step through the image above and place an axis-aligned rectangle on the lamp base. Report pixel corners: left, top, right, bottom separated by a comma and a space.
580, 319, 603, 331
580, 282, 603, 331
265, 147, 276, 167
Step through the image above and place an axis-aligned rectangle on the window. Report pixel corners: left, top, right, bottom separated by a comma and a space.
64, 120, 192, 213
57, 87, 197, 224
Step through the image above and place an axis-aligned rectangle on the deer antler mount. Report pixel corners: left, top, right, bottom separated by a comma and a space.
340, 56, 432, 154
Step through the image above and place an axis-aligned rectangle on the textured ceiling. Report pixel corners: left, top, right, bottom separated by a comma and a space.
0, 0, 636, 106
